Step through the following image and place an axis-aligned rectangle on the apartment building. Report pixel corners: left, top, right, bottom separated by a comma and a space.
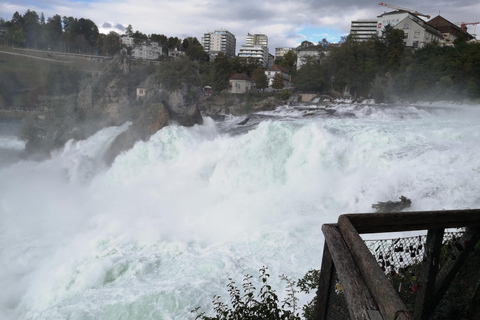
237, 33, 269, 67
246, 33, 268, 46
350, 19, 378, 42
201, 29, 236, 59
238, 44, 269, 67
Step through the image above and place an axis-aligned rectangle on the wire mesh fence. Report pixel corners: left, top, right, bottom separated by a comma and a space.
325, 267, 350, 320
324, 230, 480, 319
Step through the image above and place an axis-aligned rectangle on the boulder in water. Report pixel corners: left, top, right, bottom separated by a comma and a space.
372, 196, 412, 213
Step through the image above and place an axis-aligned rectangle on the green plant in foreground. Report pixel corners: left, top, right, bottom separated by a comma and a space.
193, 267, 320, 320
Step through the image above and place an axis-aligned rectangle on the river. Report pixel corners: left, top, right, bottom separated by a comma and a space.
0, 102, 479, 319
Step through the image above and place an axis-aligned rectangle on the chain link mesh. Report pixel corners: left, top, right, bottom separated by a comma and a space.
324, 230, 480, 319
325, 267, 350, 320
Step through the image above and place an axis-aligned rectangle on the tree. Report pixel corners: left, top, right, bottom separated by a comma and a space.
7, 26, 26, 46
44, 14, 63, 50
125, 24, 133, 36
212, 52, 231, 92
151, 33, 168, 46
167, 36, 181, 49
251, 68, 268, 91
98, 31, 121, 56
272, 73, 284, 90
294, 60, 325, 92
298, 40, 314, 48
23, 10, 40, 48
132, 30, 147, 44
182, 38, 189, 50
278, 50, 297, 71
185, 37, 209, 62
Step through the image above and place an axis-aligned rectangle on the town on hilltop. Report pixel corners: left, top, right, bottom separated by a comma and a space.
1, 3, 480, 103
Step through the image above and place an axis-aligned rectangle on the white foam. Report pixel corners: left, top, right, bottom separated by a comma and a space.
1, 104, 480, 319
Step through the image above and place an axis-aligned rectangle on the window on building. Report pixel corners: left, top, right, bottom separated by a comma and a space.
413, 41, 419, 48
404, 33, 409, 39
414, 30, 420, 38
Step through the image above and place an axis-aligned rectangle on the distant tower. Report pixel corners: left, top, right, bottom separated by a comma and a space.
201, 29, 236, 59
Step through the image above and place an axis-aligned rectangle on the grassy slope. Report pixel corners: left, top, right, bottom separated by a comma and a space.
0, 46, 106, 109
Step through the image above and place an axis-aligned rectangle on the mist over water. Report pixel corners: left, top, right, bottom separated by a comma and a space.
1, 103, 480, 319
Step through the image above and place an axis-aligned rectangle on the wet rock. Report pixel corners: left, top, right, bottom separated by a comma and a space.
372, 196, 412, 213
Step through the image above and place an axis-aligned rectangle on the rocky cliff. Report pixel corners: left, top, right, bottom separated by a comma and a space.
21, 54, 204, 163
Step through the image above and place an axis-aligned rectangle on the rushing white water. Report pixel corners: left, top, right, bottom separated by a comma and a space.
1, 103, 480, 319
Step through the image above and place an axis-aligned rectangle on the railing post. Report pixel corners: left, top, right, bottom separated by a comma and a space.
315, 242, 334, 320
413, 228, 444, 320
338, 215, 412, 320
322, 224, 379, 320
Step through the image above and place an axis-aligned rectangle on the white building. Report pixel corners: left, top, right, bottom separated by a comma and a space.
121, 36, 164, 60
395, 16, 443, 48
238, 44, 269, 67
246, 33, 268, 47
296, 46, 330, 70
229, 73, 254, 94
350, 19, 378, 42
265, 64, 292, 88
202, 29, 236, 59
131, 41, 163, 60
275, 47, 296, 60
120, 36, 135, 47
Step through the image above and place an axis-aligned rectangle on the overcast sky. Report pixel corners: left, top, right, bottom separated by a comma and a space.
1, 0, 479, 53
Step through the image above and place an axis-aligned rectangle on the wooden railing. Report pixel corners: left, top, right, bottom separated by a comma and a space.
314, 209, 480, 320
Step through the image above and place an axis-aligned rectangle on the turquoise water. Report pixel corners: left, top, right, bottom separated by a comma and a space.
1, 103, 479, 319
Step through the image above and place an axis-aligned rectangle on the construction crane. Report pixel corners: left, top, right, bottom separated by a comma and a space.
378, 2, 431, 19
454, 22, 479, 27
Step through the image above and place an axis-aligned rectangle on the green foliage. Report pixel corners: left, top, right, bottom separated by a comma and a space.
294, 61, 325, 92
272, 73, 285, 90
212, 52, 232, 92
278, 50, 297, 70
251, 68, 268, 91
193, 267, 302, 320
155, 56, 202, 91
279, 90, 291, 100
194, 267, 321, 320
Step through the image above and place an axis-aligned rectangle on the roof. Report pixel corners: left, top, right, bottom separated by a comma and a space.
377, 10, 411, 18
396, 16, 443, 38
229, 73, 252, 81
428, 15, 475, 40
266, 64, 290, 73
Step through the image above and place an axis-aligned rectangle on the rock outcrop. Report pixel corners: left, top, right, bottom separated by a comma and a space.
24, 54, 204, 162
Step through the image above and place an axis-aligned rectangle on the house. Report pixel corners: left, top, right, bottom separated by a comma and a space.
136, 87, 147, 99
265, 64, 292, 88
120, 36, 135, 47
168, 48, 185, 59
376, 10, 421, 35
428, 16, 475, 44
394, 16, 443, 48
131, 40, 163, 60
229, 73, 254, 94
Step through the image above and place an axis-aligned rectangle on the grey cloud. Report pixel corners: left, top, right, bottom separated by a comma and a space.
102, 22, 112, 28
114, 23, 126, 31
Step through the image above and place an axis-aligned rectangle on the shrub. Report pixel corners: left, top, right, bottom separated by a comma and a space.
193, 267, 320, 320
